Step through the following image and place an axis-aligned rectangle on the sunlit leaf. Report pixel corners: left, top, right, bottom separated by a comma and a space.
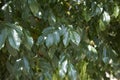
103, 11, 110, 24
68, 63, 77, 80
53, 31, 60, 45
8, 29, 21, 50
70, 31, 81, 46
113, 4, 119, 18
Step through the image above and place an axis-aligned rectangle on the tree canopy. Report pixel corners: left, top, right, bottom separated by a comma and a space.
0, 0, 120, 80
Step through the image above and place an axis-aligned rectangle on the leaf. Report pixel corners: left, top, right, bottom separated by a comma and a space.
8, 29, 21, 50
37, 36, 44, 45
99, 19, 106, 31
63, 31, 70, 47
70, 31, 81, 46
103, 11, 110, 24
53, 31, 60, 45
23, 30, 34, 50
42, 27, 55, 35
23, 57, 30, 73
6, 62, 15, 75
6, 41, 18, 57
88, 45, 97, 54
103, 57, 109, 64
68, 63, 77, 80
113, 4, 119, 18
28, 0, 39, 17
46, 34, 54, 48
0, 28, 8, 49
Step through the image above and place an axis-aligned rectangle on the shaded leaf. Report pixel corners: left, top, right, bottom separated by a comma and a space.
28, 0, 39, 17
23, 57, 30, 73
23, 30, 34, 50
0, 28, 8, 49
37, 36, 44, 45
46, 34, 54, 48
99, 19, 106, 31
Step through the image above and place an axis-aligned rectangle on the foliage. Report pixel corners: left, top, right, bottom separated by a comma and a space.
0, 0, 120, 80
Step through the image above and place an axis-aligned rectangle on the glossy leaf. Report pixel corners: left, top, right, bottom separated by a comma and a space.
8, 29, 21, 50
70, 31, 81, 46
53, 31, 60, 45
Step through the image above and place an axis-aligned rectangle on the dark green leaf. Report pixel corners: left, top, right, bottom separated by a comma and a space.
23, 57, 30, 73
28, 0, 39, 17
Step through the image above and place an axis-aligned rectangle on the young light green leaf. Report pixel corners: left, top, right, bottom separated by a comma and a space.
99, 19, 106, 31
8, 29, 21, 50
46, 34, 54, 48
113, 4, 119, 18
70, 31, 81, 46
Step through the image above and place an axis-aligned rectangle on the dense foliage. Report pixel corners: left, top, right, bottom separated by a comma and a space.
0, 0, 120, 80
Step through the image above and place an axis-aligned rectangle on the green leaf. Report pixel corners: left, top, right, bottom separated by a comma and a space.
28, 0, 39, 17
46, 34, 54, 48
0, 28, 8, 49
42, 27, 55, 35
6, 41, 18, 57
23, 30, 34, 50
68, 63, 77, 80
113, 4, 119, 18
70, 31, 81, 46
23, 57, 30, 73
53, 31, 60, 45
63, 31, 70, 47
99, 19, 106, 31
8, 29, 21, 50
37, 36, 44, 45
